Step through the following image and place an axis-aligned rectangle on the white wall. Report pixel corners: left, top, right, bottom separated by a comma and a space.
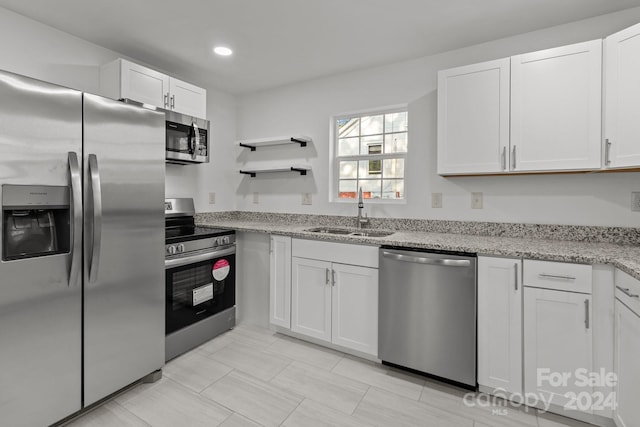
236, 7, 640, 227
0, 6, 237, 212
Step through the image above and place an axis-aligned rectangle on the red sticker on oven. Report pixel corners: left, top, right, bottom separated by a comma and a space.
212, 259, 230, 281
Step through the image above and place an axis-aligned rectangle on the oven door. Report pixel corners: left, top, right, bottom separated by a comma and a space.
165, 116, 209, 164
165, 245, 235, 335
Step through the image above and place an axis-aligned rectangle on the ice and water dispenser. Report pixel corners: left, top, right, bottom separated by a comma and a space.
2, 185, 71, 261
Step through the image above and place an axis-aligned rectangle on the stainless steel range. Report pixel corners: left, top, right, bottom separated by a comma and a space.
164, 198, 236, 361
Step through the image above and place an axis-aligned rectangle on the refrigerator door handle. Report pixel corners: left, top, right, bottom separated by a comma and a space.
68, 152, 82, 287
88, 154, 103, 283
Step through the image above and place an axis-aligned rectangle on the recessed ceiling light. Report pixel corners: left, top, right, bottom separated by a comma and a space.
213, 46, 233, 56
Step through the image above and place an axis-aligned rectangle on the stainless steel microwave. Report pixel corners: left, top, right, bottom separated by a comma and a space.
165, 110, 210, 165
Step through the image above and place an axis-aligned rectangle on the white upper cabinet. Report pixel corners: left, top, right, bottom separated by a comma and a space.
100, 58, 207, 118
604, 23, 640, 169
169, 78, 207, 119
511, 40, 602, 172
437, 58, 510, 175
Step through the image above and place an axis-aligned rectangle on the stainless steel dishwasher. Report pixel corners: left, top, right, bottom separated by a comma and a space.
378, 247, 477, 388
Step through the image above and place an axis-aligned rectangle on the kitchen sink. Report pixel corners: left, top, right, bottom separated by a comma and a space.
350, 230, 394, 237
305, 227, 394, 238
305, 227, 353, 235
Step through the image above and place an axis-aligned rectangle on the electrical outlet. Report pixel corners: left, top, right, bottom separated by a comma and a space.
302, 193, 312, 205
632, 192, 640, 211
208, 192, 216, 204
431, 192, 442, 208
471, 192, 483, 209
252, 192, 259, 204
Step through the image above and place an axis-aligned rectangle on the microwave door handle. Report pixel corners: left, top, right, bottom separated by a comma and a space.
191, 122, 200, 160
68, 152, 82, 287
88, 154, 103, 283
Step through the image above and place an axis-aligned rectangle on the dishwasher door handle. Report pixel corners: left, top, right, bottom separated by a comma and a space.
382, 251, 471, 267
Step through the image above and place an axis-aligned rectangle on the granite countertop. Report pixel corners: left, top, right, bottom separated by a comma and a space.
196, 216, 640, 281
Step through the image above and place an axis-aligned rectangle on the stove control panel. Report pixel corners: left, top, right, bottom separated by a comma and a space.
165, 233, 236, 258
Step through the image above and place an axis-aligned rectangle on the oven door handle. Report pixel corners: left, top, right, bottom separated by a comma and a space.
165, 245, 235, 269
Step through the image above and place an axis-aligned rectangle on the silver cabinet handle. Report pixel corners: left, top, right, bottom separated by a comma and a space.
68, 152, 82, 287
170, 94, 175, 109
191, 122, 200, 159
605, 139, 612, 166
616, 286, 640, 298
88, 154, 103, 283
382, 251, 471, 267
325, 268, 330, 285
501, 146, 506, 170
332, 269, 336, 287
514, 262, 519, 291
164, 92, 169, 108
584, 299, 590, 329
539, 273, 576, 280
511, 145, 516, 169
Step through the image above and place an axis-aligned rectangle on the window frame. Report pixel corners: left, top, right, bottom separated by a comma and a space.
330, 105, 408, 204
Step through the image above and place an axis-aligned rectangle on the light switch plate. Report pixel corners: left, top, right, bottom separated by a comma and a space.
431, 192, 442, 208
471, 192, 483, 209
252, 192, 259, 204
208, 192, 216, 204
632, 192, 640, 211
302, 193, 312, 205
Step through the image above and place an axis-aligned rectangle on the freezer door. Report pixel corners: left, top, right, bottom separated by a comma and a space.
82, 93, 165, 406
0, 71, 83, 426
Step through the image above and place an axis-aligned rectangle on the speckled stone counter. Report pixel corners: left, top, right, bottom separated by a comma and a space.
195, 211, 640, 281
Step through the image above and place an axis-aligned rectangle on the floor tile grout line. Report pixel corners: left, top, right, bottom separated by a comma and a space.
277, 396, 307, 427
109, 400, 153, 427
350, 384, 372, 416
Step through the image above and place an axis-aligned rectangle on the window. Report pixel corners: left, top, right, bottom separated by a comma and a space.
333, 108, 408, 201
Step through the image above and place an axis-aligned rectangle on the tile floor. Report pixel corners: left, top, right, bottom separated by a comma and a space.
66, 324, 595, 427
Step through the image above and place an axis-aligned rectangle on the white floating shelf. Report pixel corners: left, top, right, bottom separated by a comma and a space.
239, 164, 312, 177
237, 135, 312, 151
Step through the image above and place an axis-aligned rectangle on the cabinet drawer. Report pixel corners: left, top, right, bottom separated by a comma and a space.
292, 238, 378, 268
615, 269, 640, 314
523, 260, 592, 294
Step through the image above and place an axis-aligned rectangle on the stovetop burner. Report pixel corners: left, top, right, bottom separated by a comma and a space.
165, 216, 232, 244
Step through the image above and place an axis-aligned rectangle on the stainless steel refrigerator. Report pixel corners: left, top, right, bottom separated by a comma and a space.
0, 70, 165, 427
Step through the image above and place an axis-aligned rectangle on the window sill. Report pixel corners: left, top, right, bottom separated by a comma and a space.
330, 198, 407, 205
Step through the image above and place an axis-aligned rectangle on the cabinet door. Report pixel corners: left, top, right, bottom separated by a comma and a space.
524, 288, 593, 410
437, 58, 510, 175
511, 40, 602, 172
269, 235, 291, 329
477, 257, 522, 394
605, 23, 640, 169
169, 78, 207, 118
614, 299, 640, 427
331, 263, 378, 356
120, 59, 170, 109
291, 257, 332, 342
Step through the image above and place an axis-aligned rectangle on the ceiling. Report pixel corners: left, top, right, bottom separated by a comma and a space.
2, 0, 640, 94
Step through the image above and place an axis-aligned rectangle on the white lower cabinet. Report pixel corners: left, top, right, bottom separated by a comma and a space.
287, 239, 379, 357
614, 299, 640, 427
614, 269, 640, 427
269, 235, 292, 329
477, 256, 522, 394
291, 256, 378, 355
524, 287, 593, 411
291, 257, 332, 342
331, 263, 378, 355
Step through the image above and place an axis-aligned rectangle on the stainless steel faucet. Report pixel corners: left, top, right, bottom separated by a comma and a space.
357, 187, 369, 229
